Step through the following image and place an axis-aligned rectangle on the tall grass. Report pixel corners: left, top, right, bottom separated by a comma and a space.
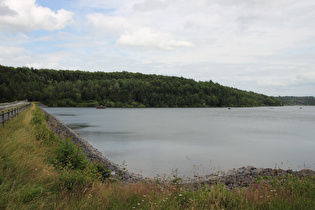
0, 103, 314, 209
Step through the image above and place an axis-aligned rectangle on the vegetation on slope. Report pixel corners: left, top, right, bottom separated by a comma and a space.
0, 103, 314, 209
277, 96, 315, 105
0, 65, 282, 107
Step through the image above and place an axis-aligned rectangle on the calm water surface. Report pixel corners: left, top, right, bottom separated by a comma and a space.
44, 106, 315, 178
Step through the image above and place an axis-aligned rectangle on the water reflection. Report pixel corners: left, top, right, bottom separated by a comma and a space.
56, 113, 76, 116
68, 123, 91, 129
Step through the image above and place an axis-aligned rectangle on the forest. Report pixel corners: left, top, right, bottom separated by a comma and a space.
277, 96, 315, 105
0, 65, 282, 107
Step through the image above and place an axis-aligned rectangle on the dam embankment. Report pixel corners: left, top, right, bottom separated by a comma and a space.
40, 106, 144, 182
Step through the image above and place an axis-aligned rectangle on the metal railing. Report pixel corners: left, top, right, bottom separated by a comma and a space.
0, 100, 27, 110
0, 102, 31, 127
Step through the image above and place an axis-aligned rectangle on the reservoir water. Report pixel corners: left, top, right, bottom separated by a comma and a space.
43, 106, 315, 178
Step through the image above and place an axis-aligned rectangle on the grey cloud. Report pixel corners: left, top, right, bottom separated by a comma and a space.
236, 14, 260, 31
133, 0, 169, 12
0, 3, 17, 16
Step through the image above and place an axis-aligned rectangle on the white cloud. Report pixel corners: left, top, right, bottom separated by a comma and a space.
83, 0, 315, 61
0, 0, 74, 33
117, 27, 194, 50
86, 12, 194, 50
0, 45, 29, 64
86, 13, 132, 33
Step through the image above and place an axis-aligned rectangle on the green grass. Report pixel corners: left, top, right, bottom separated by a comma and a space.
0, 103, 314, 209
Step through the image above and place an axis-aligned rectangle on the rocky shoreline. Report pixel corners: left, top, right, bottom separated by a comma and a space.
186, 166, 315, 189
40, 106, 314, 188
40, 107, 144, 182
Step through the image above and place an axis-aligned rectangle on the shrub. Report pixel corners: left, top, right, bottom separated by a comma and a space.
90, 162, 111, 181
55, 138, 88, 170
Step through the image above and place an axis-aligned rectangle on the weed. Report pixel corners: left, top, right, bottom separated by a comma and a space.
58, 168, 92, 191
171, 168, 182, 184
120, 160, 128, 171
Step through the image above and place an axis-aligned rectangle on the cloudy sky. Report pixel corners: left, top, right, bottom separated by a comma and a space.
1, 0, 315, 96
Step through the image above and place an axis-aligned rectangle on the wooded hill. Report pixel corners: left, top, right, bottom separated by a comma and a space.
0, 65, 282, 107
277, 96, 315, 106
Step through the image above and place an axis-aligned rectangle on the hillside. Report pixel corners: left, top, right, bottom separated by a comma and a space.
277, 96, 315, 105
0, 65, 282, 107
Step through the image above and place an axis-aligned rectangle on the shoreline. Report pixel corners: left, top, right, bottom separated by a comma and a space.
40, 106, 315, 188
40, 107, 144, 182
184, 166, 315, 189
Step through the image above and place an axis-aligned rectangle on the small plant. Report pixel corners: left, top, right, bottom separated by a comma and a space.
55, 138, 88, 170
117, 160, 128, 178
171, 169, 182, 184
120, 160, 128, 171
91, 162, 111, 181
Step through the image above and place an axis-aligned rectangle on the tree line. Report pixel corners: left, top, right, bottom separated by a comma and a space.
0, 65, 282, 107
277, 96, 315, 105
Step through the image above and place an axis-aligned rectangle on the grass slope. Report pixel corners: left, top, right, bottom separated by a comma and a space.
0, 104, 314, 209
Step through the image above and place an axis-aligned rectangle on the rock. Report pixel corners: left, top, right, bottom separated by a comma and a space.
185, 166, 315, 190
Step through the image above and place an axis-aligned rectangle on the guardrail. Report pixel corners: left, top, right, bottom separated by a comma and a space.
0, 100, 27, 110
0, 103, 31, 127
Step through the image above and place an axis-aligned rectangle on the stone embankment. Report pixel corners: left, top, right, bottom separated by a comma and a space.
40, 106, 314, 188
188, 166, 315, 189
40, 107, 144, 182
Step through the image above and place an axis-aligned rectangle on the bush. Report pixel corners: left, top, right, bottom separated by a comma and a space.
55, 138, 88, 170
90, 162, 111, 181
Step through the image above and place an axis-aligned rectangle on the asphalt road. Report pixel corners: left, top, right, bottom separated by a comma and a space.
0, 101, 26, 110
0, 101, 29, 124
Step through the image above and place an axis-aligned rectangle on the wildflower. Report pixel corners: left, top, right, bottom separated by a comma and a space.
143, 195, 147, 197
179, 194, 183, 197
137, 203, 140, 206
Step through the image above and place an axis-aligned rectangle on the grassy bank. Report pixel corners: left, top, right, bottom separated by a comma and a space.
0, 103, 314, 209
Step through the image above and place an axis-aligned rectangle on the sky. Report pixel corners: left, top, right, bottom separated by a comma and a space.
0, 0, 315, 96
